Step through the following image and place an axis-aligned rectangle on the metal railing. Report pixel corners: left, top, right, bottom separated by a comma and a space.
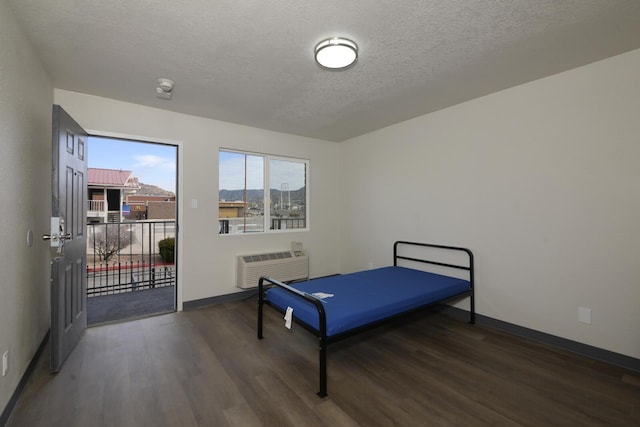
87, 221, 175, 296
271, 218, 306, 230
218, 217, 306, 234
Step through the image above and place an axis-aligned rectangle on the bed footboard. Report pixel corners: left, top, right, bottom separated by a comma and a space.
258, 276, 329, 397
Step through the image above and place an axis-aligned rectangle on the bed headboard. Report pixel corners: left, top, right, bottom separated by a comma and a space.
393, 241, 474, 286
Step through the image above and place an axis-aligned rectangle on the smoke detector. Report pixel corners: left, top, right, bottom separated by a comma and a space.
156, 78, 174, 100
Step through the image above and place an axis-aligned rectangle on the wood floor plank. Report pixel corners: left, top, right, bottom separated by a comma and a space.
7, 299, 640, 427
222, 402, 262, 427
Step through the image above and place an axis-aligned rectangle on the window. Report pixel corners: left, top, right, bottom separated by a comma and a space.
219, 150, 308, 234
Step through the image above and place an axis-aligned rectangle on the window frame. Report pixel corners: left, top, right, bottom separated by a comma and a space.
218, 148, 309, 235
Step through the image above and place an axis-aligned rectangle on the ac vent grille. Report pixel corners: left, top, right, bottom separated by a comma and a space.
243, 251, 292, 263
237, 250, 308, 288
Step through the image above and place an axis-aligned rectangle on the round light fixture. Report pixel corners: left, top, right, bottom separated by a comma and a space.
314, 37, 358, 70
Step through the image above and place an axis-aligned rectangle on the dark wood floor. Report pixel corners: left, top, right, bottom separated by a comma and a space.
7, 297, 640, 426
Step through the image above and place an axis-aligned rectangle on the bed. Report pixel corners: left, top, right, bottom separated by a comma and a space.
257, 241, 474, 397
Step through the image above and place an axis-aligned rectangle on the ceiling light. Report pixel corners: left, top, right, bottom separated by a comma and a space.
314, 37, 358, 70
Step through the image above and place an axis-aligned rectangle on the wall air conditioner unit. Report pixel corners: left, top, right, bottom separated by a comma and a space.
236, 250, 309, 289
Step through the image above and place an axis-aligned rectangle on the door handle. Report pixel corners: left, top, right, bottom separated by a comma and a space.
44, 217, 70, 247
42, 233, 71, 241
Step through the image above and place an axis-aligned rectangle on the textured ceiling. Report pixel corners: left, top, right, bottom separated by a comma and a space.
8, 0, 640, 142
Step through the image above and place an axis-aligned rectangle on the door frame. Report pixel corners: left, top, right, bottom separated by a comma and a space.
87, 130, 183, 311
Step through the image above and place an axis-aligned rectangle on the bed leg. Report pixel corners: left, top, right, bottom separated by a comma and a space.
258, 279, 264, 339
258, 302, 264, 339
318, 338, 327, 398
469, 294, 475, 325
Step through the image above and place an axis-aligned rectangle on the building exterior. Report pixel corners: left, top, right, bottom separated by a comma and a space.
87, 168, 140, 223
88, 168, 177, 222
126, 195, 177, 220
218, 200, 247, 219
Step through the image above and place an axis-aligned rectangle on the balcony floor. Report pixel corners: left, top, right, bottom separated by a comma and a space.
87, 285, 175, 326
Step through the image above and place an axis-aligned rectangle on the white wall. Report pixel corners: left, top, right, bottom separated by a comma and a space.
338, 49, 640, 359
54, 90, 340, 306
0, 0, 53, 414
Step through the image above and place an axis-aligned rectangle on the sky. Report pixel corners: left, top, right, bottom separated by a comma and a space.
219, 150, 306, 191
88, 140, 304, 194
88, 137, 177, 193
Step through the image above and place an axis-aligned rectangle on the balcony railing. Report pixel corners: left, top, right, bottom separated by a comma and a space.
218, 217, 306, 234
88, 199, 105, 212
271, 218, 306, 230
87, 221, 175, 296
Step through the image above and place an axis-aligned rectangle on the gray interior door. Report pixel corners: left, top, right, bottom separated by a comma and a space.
49, 105, 88, 372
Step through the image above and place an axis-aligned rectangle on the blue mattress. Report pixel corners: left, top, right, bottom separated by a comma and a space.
265, 266, 471, 337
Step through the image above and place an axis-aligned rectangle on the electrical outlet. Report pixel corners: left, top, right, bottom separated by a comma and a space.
2, 351, 8, 376
578, 307, 592, 324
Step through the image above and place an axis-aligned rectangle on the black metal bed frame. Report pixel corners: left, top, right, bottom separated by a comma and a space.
257, 241, 475, 397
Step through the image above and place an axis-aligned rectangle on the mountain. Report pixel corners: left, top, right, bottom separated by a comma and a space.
138, 182, 175, 196
219, 187, 306, 204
